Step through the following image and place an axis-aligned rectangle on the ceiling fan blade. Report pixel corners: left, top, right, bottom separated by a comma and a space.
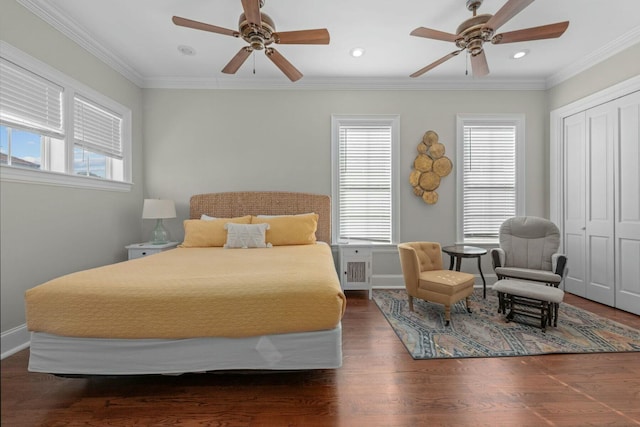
172, 16, 238, 37
274, 29, 330, 45
492, 21, 569, 44
410, 50, 463, 78
265, 47, 303, 82
470, 50, 490, 77
485, 0, 535, 32
410, 27, 458, 42
241, 0, 262, 27
221, 47, 253, 74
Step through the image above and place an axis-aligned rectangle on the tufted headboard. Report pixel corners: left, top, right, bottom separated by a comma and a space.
189, 191, 331, 244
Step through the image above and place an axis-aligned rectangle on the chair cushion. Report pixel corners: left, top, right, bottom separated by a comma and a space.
419, 270, 474, 296
499, 216, 560, 271
495, 267, 561, 284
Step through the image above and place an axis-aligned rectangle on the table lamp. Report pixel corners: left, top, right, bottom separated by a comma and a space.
142, 199, 176, 245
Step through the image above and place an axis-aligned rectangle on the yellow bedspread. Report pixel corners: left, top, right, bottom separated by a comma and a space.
25, 243, 346, 339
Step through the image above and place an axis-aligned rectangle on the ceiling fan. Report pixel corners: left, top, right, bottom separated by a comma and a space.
410, 0, 569, 78
172, 0, 330, 82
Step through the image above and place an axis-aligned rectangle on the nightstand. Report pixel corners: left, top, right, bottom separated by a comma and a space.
126, 242, 179, 260
338, 244, 372, 299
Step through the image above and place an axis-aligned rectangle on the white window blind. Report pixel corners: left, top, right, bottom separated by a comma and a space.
462, 124, 516, 240
74, 96, 123, 159
0, 58, 64, 139
338, 124, 392, 243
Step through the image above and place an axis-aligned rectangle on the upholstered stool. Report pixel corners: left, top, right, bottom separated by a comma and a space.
493, 279, 564, 332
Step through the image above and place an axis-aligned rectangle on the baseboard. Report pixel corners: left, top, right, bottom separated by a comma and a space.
1, 324, 30, 360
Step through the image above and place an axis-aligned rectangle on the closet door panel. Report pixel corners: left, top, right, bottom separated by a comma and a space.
615, 91, 640, 315
585, 105, 615, 305
563, 112, 586, 297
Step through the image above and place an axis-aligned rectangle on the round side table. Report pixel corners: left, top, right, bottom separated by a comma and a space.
441, 245, 488, 298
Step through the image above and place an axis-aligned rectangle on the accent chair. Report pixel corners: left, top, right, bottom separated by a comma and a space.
398, 242, 475, 326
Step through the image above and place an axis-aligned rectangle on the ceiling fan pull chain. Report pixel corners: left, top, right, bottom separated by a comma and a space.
253, 51, 256, 75
465, 53, 469, 76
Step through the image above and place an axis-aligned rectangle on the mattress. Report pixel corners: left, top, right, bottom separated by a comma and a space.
25, 243, 346, 339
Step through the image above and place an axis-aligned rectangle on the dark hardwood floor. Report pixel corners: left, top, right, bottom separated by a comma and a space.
2, 291, 639, 426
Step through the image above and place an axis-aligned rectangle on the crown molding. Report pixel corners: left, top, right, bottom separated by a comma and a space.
545, 26, 640, 89
16, 0, 145, 87
141, 76, 548, 91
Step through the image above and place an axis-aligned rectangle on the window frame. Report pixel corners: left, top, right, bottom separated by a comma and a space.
0, 41, 132, 192
455, 113, 525, 244
331, 114, 400, 245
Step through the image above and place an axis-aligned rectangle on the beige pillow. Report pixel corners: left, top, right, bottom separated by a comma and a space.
224, 223, 272, 249
251, 213, 318, 246
180, 216, 252, 247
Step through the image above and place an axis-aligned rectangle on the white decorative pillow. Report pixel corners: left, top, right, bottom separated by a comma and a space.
201, 214, 216, 221
224, 223, 272, 249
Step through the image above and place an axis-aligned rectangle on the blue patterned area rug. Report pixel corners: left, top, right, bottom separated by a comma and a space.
373, 289, 640, 359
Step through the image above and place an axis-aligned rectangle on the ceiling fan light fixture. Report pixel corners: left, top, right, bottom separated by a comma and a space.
512, 49, 529, 59
350, 47, 365, 58
409, 0, 569, 78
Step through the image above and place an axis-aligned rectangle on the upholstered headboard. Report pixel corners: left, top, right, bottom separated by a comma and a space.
190, 191, 331, 244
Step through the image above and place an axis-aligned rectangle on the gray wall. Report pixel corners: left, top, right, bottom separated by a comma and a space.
547, 43, 640, 111
0, 0, 144, 333
143, 89, 548, 245
142, 88, 547, 283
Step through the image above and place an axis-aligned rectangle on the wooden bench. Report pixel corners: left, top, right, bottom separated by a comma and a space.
492, 280, 564, 332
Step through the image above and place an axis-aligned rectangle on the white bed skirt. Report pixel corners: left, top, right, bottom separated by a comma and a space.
28, 324, 342, 375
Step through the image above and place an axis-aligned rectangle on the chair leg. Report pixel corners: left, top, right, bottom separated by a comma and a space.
465, 296, 472, 313
408, 295, 414, 312
540, 302, 550, 332
497, 292, 504, 313
444, 305, 451, 326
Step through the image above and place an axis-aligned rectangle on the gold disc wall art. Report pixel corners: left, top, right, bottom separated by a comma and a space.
409, 130, 452, 204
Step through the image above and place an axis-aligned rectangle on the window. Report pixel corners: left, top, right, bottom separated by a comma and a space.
456, 114, 525, 243
331, 115, 400, 244
0, 43, 131, 191
73, 96, 123, 179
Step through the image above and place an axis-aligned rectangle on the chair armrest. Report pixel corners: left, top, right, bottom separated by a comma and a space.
490, 248, 504, 270
552, 253, 568, 279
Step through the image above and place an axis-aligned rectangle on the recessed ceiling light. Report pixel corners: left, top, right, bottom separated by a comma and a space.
178, 45, 196, 56
350, 47, 365, 58
512, 50, 529, 59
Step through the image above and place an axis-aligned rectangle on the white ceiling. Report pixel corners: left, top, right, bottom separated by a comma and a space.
19, 0, 640, 89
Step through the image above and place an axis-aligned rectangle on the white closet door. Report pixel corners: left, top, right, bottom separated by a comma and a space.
563, 112, 587, 297
584, 103, 615, 305
615, 91, 640, 315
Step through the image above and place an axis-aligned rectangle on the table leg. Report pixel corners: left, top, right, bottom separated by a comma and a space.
477, 256, 486, 298
455, 257, 462, 272
448, 256, 454, 271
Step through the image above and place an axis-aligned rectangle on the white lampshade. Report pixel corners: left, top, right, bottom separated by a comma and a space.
142, 199, 176, 219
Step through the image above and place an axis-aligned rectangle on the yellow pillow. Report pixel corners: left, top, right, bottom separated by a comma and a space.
251, 213, 318, 246
180, 216, 252, 247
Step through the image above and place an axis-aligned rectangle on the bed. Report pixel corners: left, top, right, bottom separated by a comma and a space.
25, 191, 346, 375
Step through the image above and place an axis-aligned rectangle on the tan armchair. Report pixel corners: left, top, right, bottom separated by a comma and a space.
398, 242, 475, 326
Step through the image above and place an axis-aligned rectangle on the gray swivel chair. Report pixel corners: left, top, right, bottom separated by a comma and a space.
491, 216, 567, 286
490, 217, 568, 325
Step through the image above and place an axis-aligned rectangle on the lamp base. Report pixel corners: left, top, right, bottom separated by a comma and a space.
150, 219, 170, 245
